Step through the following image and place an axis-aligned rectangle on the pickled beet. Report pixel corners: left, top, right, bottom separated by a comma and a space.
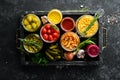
86, 44, 100, 57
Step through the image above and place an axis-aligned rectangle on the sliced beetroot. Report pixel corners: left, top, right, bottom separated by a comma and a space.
86, 44, 100, 57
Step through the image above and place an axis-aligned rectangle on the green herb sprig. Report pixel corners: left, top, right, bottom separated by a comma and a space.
73, 38, 95, 55
31, 52, 49, 64
18, 39, 49, 64
83, 8, 104, 36
19, 38, 41, 48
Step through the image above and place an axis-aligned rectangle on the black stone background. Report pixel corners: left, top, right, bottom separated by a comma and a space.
0, 0, 120, 80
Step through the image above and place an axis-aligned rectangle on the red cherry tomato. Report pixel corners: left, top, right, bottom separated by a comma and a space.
48, 35, 53, 41
53, 37, 57, 41
43, 34, 48, 40
55, 30, 60, 34
51, 28, 56, 33
45, 24, 51, 29
42, 27, 47, 34
47, 29, 51, 34
52, 32, 59, 38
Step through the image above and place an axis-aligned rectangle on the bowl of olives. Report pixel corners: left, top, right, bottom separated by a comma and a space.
22, 14, 41, 32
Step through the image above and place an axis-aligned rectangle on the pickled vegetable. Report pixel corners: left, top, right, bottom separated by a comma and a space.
21, 34, 43, 53
22, 14, 41, 32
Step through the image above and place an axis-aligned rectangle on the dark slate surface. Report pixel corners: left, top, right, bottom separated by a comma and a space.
0, 0, 120, 80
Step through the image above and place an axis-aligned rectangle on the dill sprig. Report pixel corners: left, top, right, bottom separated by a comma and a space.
83, 8, 104, 36
19, 38, 41, 48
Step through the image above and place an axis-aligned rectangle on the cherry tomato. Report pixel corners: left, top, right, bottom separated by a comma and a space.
42, 27, 47, 34
53, 37, 57, 41
47, 29, 51, 34
52, 32, 59, 38
45, 24, 51, 29
51, 28, 56, 33
55, 30, 60, 34
48, 35, 53, 41
43, 34, 48, 40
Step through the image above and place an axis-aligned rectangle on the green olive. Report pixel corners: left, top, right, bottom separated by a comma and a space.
32, 17, 38, 22
26, 25, 32, 30
22, 14, 41, 32
23, 19, 29, 25
36, 22, 40, 27
31, 23, 37, 29
27, 15, 33, 22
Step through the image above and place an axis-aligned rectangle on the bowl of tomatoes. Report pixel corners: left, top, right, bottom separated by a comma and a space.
40, 23, 60, 43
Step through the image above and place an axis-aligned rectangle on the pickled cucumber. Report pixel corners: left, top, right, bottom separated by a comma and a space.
23, 34, 43, 53
45, 44, 62, 61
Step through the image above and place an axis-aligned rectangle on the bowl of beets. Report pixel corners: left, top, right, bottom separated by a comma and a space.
40, 23, 60, 43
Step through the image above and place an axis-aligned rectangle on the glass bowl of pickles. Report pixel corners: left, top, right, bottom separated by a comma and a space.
22, 14, 41, 32
20, 34, 43, 53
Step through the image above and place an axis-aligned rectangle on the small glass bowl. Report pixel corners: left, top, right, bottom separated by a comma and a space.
40, 23, 60, 43
23, 34, 43, 53
60, 17, 75, 32
76, 15, 99, 38
22, 14, 41, 32
60, 32, 80, 51
48, 9, 63, 24
86, 44, 100, 58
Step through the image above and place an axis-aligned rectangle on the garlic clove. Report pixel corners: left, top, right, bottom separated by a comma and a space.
77, 49, 85, 59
